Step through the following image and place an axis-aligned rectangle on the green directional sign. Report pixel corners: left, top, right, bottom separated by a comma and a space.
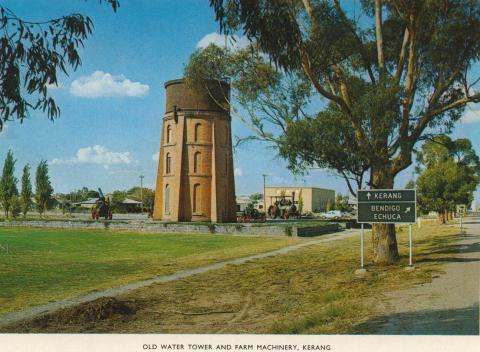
456, 204, 467, 216
357, 189, 416, 224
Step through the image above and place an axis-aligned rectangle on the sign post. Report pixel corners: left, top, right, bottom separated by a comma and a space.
409, 224, 413, 266
360, 223, 364, 269
357, 189, 417, 271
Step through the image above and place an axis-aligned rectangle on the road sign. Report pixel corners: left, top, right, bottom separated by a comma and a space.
357, 189, 416, 224
456, 204, 467, 216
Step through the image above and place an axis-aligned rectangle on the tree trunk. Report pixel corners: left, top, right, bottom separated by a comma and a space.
370, 164, 399, 264
439, 210, 446, 224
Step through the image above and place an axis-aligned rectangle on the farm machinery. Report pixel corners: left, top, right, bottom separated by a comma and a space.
93, 188, 112, 220
267, 193, 299, 219
237, 203, 266, 222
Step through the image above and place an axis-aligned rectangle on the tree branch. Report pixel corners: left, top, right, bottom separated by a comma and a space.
428, 93, 480, 119
340, 169, 358, 198
332, 0, 376, 83
394, 27, 409, 81
375, 0, 385, 76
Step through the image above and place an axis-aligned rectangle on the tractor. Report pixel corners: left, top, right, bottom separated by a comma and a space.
267, 194, 298, 220
93, 188, 112, 220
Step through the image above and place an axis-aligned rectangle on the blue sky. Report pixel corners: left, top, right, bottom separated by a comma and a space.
1, 0, 479, 205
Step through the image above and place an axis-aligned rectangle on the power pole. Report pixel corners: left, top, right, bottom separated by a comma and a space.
262, 174, 267, 211
139, 175, 144, 213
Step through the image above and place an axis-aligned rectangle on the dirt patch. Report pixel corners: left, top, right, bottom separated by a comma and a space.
22, 297, 135, 331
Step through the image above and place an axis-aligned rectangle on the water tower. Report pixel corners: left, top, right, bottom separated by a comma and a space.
153, 79, 236, 223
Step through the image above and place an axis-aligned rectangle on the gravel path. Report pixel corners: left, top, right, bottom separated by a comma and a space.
0, 229, 359, 328
369, 216, 480, 335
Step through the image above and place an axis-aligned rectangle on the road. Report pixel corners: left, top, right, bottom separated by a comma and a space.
366, 216, 480, 335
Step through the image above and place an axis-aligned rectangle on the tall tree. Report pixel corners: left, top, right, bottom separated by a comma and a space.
20, 164, 33, 218
416, 136, 479, 222
0, 150, 18, 217
35, 160, 53, 217
206, 0, 480, 263
0, 1, 119, 130
185, 44, 369, 196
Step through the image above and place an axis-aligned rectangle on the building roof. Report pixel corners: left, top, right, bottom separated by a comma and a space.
265, 186, 335, 192
122, 198, 142, 205
74, 198, 99, 205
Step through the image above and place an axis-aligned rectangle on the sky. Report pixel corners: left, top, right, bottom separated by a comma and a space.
0, 0, 479, 205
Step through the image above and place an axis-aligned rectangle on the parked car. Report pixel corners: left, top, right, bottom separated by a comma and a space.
320, 210, 348, 219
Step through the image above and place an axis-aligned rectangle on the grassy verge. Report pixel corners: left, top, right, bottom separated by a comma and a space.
0, 227, 298, 315
6, 221, 463, 333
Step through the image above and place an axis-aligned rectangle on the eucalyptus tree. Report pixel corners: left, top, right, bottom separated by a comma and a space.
0, 1, 119, 130
200, 0, 480, 263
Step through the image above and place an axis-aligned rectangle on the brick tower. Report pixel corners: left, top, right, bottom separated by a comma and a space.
153, 79, 236, 223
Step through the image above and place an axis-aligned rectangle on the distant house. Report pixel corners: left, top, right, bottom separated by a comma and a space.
122, 198, 142, 205
236, 195, 264, 212
73, 198, 99, 209
121, 198, 143, 212
236, 195, 251, 212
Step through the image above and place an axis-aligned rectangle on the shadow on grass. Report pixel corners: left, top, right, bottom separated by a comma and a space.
416, 257, 480, 263
412, 230, 480, 256
352, 304, 479, 335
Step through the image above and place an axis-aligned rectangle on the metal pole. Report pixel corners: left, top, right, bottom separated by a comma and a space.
139, 175, 144, 213
409, 224, 413, 267
361, 223, 364, 269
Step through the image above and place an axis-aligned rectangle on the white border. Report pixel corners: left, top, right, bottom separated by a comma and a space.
356, 189, 417, 224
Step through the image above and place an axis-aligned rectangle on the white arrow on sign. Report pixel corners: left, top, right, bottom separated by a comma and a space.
367, 192, 371, 200
405, 207, 411, 214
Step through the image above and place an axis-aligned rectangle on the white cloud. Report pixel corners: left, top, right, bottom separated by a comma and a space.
152, 151, 160, 162
51, 145, 134, 166
196, 32, 251, 51
69, 71, 149, 98
462, 104, 480, 124
234, 167, 244, 177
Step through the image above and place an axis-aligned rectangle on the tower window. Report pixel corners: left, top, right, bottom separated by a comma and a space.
193, 183, 201, 213
194, 123, 201, 142
166, 153, 171, 174
164, 184, 170, 213
166, 125, 172, 144
194, 151, 201, 173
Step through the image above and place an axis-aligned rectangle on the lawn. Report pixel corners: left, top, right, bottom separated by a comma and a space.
0, 227, 298, 314
4, 221, 463, 333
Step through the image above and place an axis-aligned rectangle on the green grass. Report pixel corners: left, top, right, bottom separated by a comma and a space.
0, 221, 466, 333
0, 227, 297, 314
